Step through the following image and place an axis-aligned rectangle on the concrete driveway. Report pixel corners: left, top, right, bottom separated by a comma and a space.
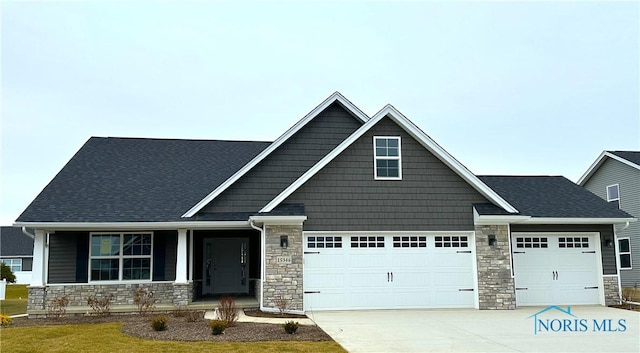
309, 306, 640, 352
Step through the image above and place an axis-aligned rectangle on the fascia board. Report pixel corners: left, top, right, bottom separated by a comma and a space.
578, 151, 640, 186
248, 215, 307, 225
262, 104, 519, 214
181, 92, 369, 218
13, 221, 251, 231
519, 217, 637, 225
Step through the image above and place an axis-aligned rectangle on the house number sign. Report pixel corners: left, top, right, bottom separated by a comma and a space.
276, 256, 292, 264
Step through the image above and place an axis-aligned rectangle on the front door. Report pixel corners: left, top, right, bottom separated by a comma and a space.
202, 238, 249, 295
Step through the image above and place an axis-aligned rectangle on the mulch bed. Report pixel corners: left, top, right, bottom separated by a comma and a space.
243, 309, 308, 319
6, 313, 332, 342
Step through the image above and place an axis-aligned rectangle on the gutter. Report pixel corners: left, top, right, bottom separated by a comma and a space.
249, 219, 266, 312
21, 227, 35, 239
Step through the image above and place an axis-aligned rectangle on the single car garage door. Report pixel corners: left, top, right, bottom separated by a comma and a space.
512, 233, 602, 306
303, 233, 476, 311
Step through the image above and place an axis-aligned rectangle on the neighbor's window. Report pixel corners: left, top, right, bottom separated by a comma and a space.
606, 184, 620, 209
90, 233, 152, 281
618, 238, 632, 270
374, 136, 401, 179
1, 258, 22, 272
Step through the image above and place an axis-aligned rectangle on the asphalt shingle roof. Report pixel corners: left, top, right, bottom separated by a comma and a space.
17, 137, 271, 223
610, 150, 640, 167
477, 176, 633, 218
0, 227, 34, 256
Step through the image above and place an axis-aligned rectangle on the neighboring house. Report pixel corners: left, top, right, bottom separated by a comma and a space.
579, 151, 640, 288
14, 92, 635, 317
0, 226, 34, 284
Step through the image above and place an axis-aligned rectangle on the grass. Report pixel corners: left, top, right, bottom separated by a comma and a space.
1, 322, 346, 353
1, 284, 28, 316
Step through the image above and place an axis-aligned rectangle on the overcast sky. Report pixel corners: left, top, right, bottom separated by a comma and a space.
1, 1, 638, 226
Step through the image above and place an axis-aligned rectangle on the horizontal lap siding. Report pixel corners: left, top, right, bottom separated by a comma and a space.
285, 116, 490, 231
48, 231, 88, 284
583, 158, 640, 286
510, 224, 617, 275
202, 102, 363, 213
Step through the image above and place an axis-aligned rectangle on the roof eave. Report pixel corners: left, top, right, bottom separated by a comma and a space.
13, 221, 251, 231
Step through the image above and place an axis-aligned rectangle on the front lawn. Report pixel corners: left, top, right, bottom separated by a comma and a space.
1, 322, 345, 353
1, 284, 28, 315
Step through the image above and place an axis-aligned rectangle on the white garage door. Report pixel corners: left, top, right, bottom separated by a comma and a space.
303, 234, 476, 311
512, 233, 602, 306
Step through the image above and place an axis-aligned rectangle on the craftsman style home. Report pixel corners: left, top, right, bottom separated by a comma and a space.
15, 93, 634, 316
579, 151, 640, 288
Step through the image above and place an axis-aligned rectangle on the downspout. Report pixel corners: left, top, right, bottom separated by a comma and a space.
249, 219, 266, 311
22, 227, 35, 239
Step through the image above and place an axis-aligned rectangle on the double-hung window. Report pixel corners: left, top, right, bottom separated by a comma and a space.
606, 184, 620, 209
618, 238, 632, 270
1, 258, 22, 272
90, 233, 152, 281
374, 136, 401, 179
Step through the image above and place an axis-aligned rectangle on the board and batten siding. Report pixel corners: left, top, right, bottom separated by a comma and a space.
284, 116, 491, 231
510, 224, 618, 275
201, 102, 363, 214
583, 157, 640, 287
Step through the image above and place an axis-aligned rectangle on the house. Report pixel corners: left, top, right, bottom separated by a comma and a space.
579, 151, 640, 288
1, 226, 34, 284
14, 92, 635, 316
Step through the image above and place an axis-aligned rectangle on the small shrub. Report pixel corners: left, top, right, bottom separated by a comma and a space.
173, 305, 187, 318
184, 310, 202, 322
47, 295, 70, 318
150, 314, 168, 331
133, 287, 157, 316
209, 319, 228, 335
86, 293, 114, 316
217, 296, 238, 327
0, 314, 13, 327
0, 263, 16, 283
274, 295, 292, 316
283, 320, 299, 334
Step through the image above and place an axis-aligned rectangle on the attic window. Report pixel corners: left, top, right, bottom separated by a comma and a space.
606, 184, 620, 209
374, 136, 401, 180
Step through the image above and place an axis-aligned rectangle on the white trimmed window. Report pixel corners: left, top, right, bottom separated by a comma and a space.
606, 184, 620, 209
1, 258, 22, 272
618, 238, 632, 270
374, 136, 401, 180
90, 233, 153, 281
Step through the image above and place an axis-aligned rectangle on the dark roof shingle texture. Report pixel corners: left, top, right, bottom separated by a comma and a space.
610, 151, 640, 166
478, 176, 632, 218
1, 227, 34, 256
16, 137, 270, 222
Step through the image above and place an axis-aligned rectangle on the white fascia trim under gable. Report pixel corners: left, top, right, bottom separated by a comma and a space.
261, 104, 519, 214
578, 151, 640, 186
181, 92, 370, 218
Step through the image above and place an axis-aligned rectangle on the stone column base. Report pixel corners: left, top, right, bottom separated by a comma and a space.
173, 283, 193, 306
603, 276, 621, 306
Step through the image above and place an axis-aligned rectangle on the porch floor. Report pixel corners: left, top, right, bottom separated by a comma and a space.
187, 297, 259, 310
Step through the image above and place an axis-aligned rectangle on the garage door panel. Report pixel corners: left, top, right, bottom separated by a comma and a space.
434, 289, 475, 307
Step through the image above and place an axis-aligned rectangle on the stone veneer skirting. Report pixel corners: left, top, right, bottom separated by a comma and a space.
262, 224, 303, 311
28, 282, 193, 315
603, 276, 621, 306
475, 225, 516, 310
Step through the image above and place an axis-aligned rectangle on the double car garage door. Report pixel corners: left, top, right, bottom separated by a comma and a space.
303, 234, 476, 311
303, 233, 603, 311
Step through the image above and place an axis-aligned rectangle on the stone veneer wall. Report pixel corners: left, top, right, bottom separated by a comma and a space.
28, 282, 192, 314
475, 225, 516, 309
263, 224, 303, 311
603, 276, 621, 306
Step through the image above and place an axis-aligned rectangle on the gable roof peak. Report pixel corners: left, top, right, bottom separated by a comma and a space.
578, 150, 640, 185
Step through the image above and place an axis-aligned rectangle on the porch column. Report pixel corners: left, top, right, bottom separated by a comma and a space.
176, 229, 188, 283
30, 229, 46, 286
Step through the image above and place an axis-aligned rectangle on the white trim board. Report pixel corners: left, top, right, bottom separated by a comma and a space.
578, 151, 640, 185
13, 221, 251, 231
261, 104, 519, 214
181, 92, 370, 218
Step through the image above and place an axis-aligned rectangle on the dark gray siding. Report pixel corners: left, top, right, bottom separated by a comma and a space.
48, 231, 88, 284
22, 257, 33, 271
510, 224, 617, 275
285, 116, 491, 231
583, 158, 640, 286
153, 230, 177, 281
201, 102, 363, 214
